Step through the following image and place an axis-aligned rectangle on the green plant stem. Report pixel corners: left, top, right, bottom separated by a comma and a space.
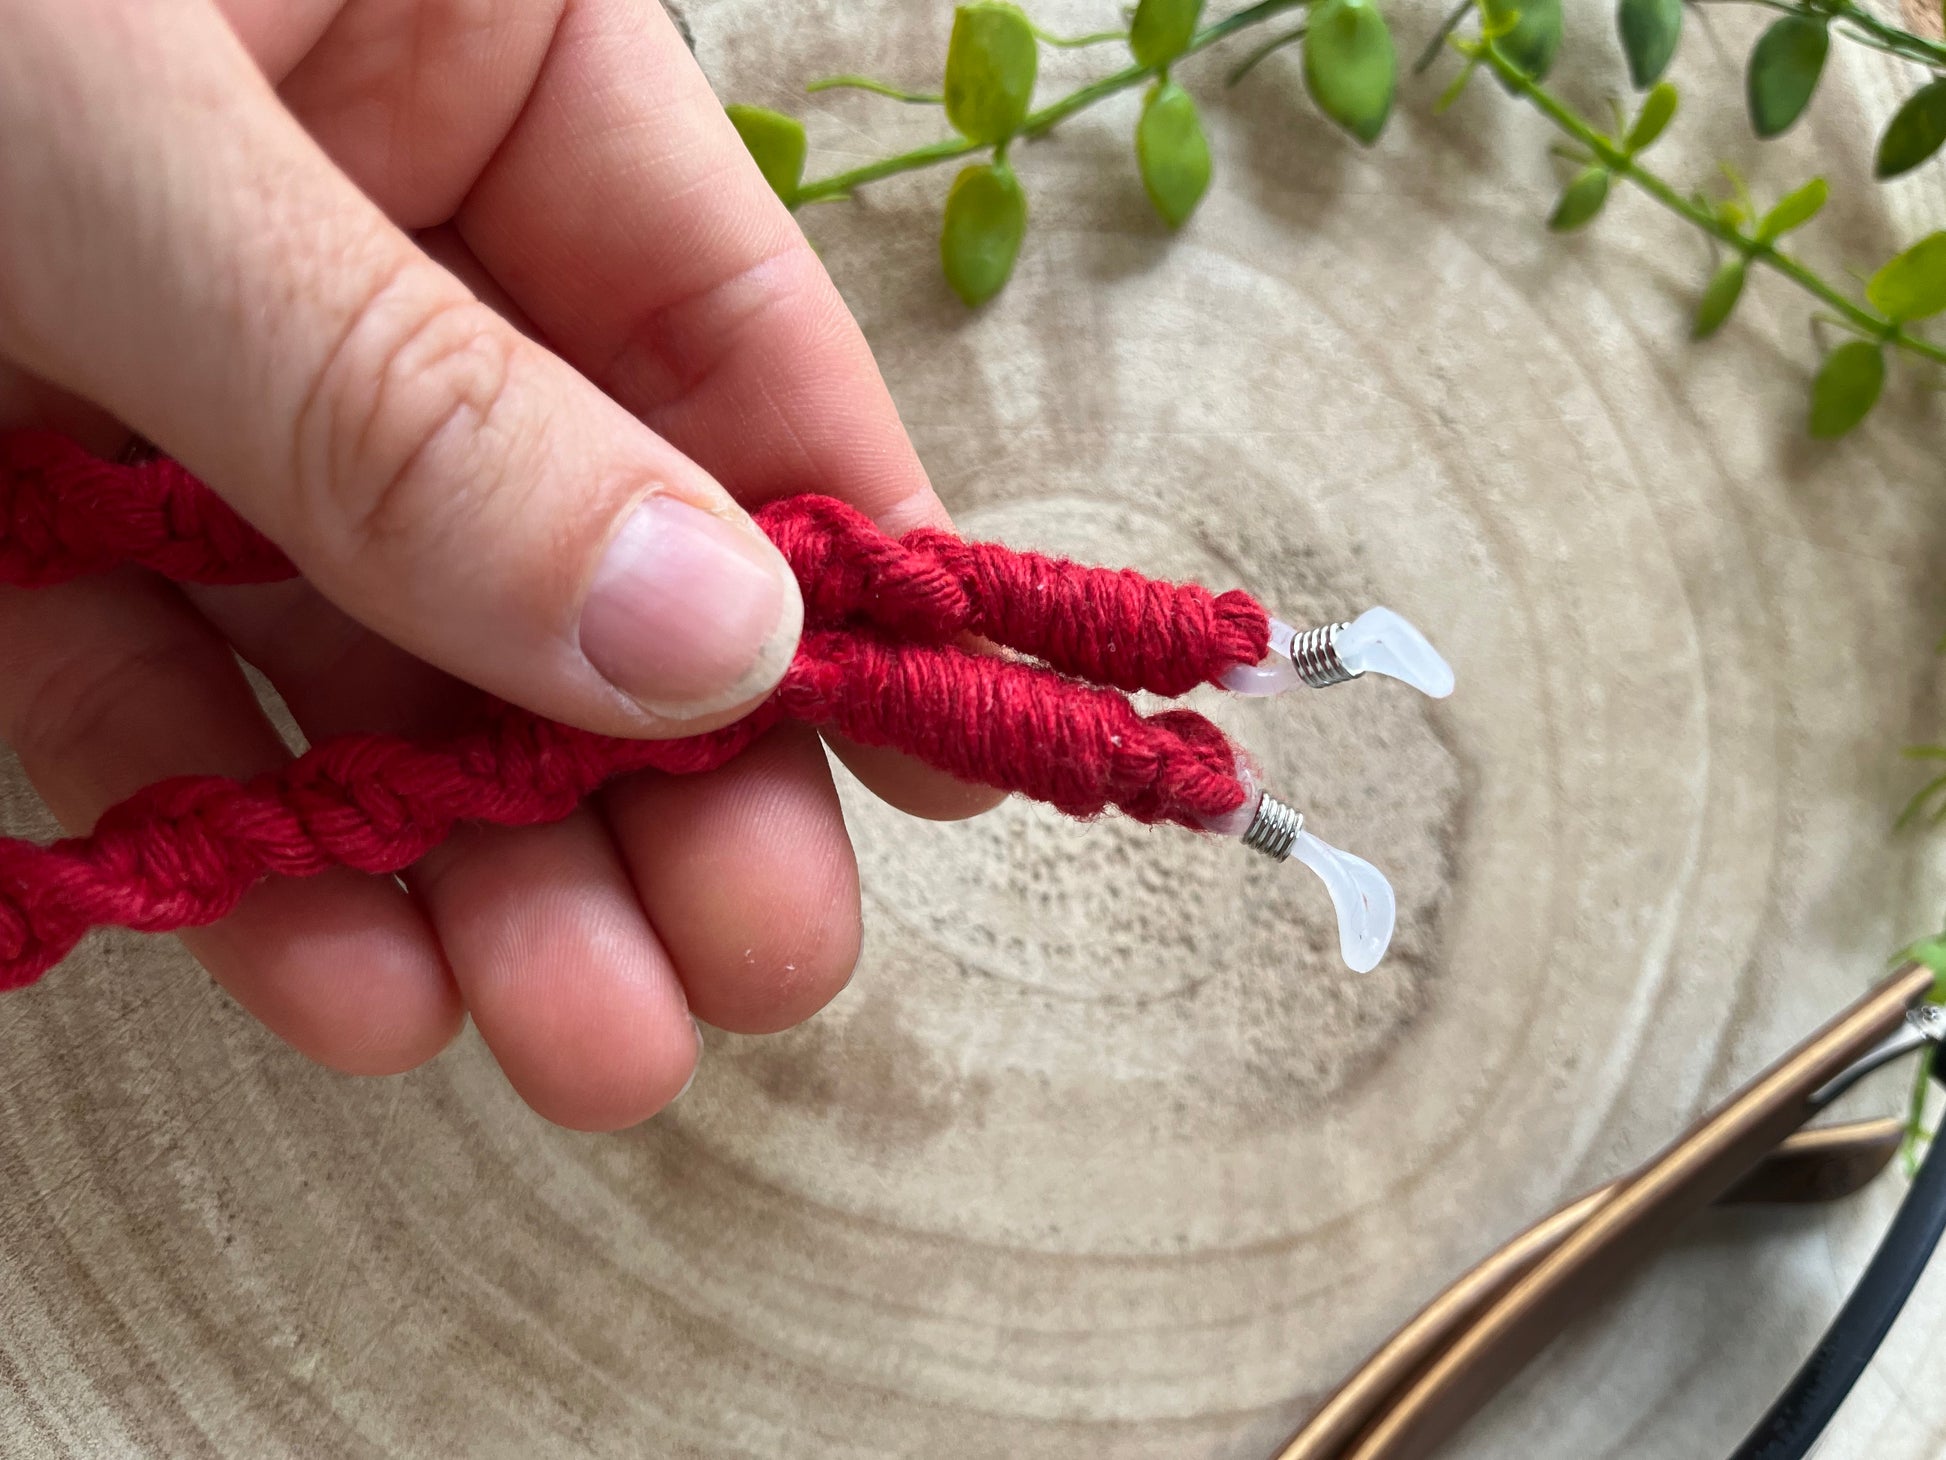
1827, 0, 1946, 70
1478, 42, 1946, 368
1697, 0, 1946, 72
793, 0, 1308, 204
807, 75, 945, 102
1898, 948, 1946, 1170
1415, 0, 1473, 74
1903, 1045, 1935, 1175
1225, 24, 1308, 84
1032, 24, 1129, 46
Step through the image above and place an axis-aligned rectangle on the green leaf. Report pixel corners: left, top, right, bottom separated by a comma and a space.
1485, 0, 1563, 82
944, 2, 1039, 144
1899, 935, 1946, 993
1867, 231, 1946, 321
940, 161, 1028, 305
725, 105, 808, 204
1906, 948, 1946, 1020
1756, 176, 1827, 241
1617, 0, 1682, 90
1304, 0, 1397, 145
1692, 258, 1746, 339
1746, 15, 1828, 139
1135, 80, 1212, 226
1624, 81, 1679, 153
1876, 78, 1946, 180
1808, 340, 1885, 438
1548, 166, 1610, 231
1130, 0, 1203, 68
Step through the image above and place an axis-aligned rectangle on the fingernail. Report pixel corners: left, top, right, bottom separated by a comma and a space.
672, 1017, 705, 1104
581, 496, 800, 717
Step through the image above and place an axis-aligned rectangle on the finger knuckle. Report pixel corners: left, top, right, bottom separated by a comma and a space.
593, 238, 820, 404
6, 632, 204, 776
293, 267, 521, 560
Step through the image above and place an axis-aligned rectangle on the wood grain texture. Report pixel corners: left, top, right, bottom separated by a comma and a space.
2, 1, 1945, 1456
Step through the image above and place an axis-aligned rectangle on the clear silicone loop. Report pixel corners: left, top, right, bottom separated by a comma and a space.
1218, 618, 1301, 696
1220, 608, 1454, 699
1290, 828, 1396, 973
1336, 606, 1455, 699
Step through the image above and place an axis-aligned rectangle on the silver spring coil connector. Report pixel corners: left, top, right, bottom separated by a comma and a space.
1288, 621, 1359, 689
1240, 793, 1303, 862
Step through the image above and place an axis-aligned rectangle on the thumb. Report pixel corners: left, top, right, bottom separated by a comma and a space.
0, 1, 800, 736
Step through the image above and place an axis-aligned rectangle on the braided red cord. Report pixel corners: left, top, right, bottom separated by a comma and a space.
0, 431, 294, 587
0, 431, 1273, 986
763, 495, 1267, 695
0, 634, 1243, 986
0, 431, 1270, 695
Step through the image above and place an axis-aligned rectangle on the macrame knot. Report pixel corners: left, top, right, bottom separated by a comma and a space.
903, 526, 1269, 697
753, 491, 1270, 694
0, 431, 294, 587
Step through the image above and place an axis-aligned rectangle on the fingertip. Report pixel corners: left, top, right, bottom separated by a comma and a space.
510, 996, 700, 1133
869, 481, 955, 538
183, 870, 463, 1076
683, 877, 862, 1036
825, 736, 1010, 822
607, 727, 863, 1035
412, 813, 700, 1132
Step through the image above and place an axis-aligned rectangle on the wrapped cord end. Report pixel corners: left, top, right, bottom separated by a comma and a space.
1221, 606, 1454, 700
1208, 789, 1397, 974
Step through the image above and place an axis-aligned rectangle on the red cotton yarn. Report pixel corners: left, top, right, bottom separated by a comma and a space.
0, 430, 1274, 988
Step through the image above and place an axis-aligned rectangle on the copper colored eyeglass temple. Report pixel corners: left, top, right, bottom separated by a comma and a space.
1273, 964, 1941, 1460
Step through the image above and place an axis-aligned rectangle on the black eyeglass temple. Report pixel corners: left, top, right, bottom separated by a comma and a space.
1730, 1052, 1946, 1460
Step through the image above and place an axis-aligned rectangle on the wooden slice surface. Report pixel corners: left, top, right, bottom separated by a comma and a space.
3, 1, 1945, 1455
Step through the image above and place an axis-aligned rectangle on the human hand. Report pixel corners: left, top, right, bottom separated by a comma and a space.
0, 0, 999, 1128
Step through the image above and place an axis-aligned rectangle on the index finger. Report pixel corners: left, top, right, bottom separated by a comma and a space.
451, 0, 992, 819
454, 0, 948, 534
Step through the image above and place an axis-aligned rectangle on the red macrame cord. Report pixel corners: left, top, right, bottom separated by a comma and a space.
0, 431, 1273, 988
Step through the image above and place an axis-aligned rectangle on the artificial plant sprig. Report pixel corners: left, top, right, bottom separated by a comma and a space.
1605, 0, 1946, 178
729, 0, 1946, 433
1451, 26, 1946, 436
1450, 0, 1946, 176
727, 0, 1399, 304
